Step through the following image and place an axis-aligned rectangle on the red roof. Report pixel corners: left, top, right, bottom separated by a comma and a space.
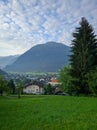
51, 79, 59, 83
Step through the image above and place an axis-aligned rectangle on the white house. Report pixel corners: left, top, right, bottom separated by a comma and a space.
23, 84, 44, 94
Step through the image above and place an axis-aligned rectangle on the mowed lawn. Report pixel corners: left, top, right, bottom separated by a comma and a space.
0, 95, 97, 130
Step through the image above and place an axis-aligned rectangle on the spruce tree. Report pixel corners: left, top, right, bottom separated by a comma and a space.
70, 17, 97, 95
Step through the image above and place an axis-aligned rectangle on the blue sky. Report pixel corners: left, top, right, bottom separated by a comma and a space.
0, 0, 97, 56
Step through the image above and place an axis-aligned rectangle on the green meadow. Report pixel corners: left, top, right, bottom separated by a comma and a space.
0, 95, 97, 130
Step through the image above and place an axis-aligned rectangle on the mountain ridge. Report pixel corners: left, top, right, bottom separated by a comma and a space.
5, 42, 70, 72
0, 55, 20, 69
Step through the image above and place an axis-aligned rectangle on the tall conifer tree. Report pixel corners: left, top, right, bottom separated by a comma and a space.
70, 17, 97, 95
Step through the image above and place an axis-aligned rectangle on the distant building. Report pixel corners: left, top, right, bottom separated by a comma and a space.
48, 77, 61, 86
23, 84, 44, 94
47, 77, 64, 94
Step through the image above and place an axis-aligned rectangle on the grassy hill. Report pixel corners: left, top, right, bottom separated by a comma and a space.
0, 95, 97, 130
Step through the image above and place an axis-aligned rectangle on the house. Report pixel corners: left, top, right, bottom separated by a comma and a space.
23, 84, 44, 94
47, 77, 67, 95
48, 77, 61, 86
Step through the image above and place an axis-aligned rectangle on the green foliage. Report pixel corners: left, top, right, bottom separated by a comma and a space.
70, 17, 97, 95
0, 75, 8, 96
16, 81, 25, 98
44, 84, 55, 95
8, 79, 15, 94
0, 96, 97, 130
59, 67, 73, 95
86, 70, 97, 96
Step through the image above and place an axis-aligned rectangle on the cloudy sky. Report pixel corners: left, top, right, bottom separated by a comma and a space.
0, 0, 97, 56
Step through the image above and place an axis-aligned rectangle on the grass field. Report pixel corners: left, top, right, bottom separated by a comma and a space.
0, 95, 97, 130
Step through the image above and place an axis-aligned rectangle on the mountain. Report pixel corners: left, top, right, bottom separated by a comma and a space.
0, 69, 7, 76
5, 42, 70, 72
0, 55, 20, 69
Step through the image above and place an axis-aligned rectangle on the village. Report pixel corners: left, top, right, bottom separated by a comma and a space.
7, 72, 65, 96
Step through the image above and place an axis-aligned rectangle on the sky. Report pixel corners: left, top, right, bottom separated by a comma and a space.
0, 0, 97, 56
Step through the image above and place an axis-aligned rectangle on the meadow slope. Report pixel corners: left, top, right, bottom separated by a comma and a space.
0, 96, 97, 130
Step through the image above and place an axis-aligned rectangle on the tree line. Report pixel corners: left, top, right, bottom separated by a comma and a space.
0, 75, 24, 98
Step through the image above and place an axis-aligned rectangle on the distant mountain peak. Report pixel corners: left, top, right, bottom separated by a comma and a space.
0, 55, 20, 69
4, 42, 70, 72
46, 41, 60, 44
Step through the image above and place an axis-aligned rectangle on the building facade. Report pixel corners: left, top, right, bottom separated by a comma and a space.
23, 84, 44, 94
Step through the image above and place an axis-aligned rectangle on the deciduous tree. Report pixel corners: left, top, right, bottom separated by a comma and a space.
8, 79, 15, 94
0, 75, 8, 96
59, 67, 73, 95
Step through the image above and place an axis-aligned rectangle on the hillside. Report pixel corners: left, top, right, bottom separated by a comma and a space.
5, 42, 70, 72
0, 55, 20, 69
0, 69, 7, 76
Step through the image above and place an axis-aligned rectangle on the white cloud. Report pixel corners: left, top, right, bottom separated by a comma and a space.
0, 0, 97, 56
